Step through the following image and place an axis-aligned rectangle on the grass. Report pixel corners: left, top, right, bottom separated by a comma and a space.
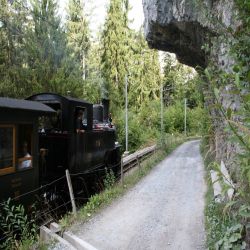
59, 134, 192, 230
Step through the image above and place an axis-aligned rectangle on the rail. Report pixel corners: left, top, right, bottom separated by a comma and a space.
122, 145, 157, 173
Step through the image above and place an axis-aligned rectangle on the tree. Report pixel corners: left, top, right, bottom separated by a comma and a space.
162, 53, 200, 108
24, 0, 82, 96
0, 0, 31, 97
128, 30, 161, 109
101, 0, 131, 107
66, 0, 90, 80
82, 41, 103, 102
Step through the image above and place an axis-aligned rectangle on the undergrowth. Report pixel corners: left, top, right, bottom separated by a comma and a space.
201, 138, 247, 249
0, 199, 39, 250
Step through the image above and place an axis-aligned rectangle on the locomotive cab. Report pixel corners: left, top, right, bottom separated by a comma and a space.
0, 97, 55, 204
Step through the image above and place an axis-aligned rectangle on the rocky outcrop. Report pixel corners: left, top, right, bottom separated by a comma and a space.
143, 0, 242, 174
143, 0, 240, 68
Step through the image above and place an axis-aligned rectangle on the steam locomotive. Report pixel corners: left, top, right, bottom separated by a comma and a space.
0, 93, 121, 206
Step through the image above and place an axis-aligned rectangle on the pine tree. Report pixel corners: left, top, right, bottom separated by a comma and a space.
26, 0, 64, 92
163, 53, 199, 107
82, 41, 103, 102
128, 30, 161, 109
66, 0, 90, 80
101, 0, 131, 106
0, 0, 31, 97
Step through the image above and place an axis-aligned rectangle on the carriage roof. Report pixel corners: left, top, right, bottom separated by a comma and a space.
0, 97, 55, 115
27, 93, 92, 106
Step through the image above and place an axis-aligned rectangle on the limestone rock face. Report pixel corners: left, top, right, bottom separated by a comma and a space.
143, 0, 242, 174
143, 0, 239, 68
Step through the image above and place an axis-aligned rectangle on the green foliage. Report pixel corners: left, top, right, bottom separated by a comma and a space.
114, 100, 161, 152
66, 0, 90, 80
0, 0, 85, 98
104, 169, 116, 189
26, 0, 82, 96
163, 102, 184, 133
128, 31, 161, 109
82, 43, 103, 103
0, 0, 32, 97
101, 2, 161, 109
101, 0, 130, 105
206, 200, 246, 250
163, 53, 202, 108
202, 139, 248, 249
163, 101, 209, 135
0, 199, 37, 250
113, 97, 207, 153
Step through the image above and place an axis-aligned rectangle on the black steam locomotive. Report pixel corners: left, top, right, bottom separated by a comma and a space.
0, 93, 121, 206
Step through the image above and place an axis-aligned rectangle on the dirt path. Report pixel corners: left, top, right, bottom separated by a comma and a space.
71, 140, 206, 250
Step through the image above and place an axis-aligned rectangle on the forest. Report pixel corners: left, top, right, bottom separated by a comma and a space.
0, 0, 206, 150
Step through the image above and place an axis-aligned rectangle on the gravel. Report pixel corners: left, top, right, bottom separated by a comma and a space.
70, 140, 207, 250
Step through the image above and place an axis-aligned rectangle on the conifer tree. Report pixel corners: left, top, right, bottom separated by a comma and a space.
163, 53, 200, 107
26, 0, 65, 92
101, 0, 131, 106
25, 0, 81, 96
82, 42, 103, 102
129, 30, 161, 109
0, 0, 31, 97
66, 0, 90, 80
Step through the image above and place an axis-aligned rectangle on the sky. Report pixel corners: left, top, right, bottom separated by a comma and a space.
58, 0, 145, 34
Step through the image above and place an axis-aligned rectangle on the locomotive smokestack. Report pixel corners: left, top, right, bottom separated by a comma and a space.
102, 98, 109, 122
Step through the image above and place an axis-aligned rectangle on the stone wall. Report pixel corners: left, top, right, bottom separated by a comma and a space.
143, 0, 242, 175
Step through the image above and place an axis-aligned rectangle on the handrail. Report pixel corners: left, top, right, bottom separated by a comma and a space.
122, 145, 156, 167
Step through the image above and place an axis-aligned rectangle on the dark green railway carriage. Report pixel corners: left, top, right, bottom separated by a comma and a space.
0, 97, 55, 204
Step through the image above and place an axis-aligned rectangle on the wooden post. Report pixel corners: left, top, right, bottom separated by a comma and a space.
65, 169, 76, 215
136, 155, 141, 173
120, 158, 124, 186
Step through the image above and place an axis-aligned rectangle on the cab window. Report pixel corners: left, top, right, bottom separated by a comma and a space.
0, 125, 15, 175
75, 107, 87, 133
18, 124, 33, 170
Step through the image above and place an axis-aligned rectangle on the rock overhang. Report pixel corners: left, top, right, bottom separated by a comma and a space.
142, 0, 237, 68
145, 20, 209, 68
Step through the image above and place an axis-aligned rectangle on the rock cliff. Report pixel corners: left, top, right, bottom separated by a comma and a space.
143, 0, 242, 174
143, 0, 240, 68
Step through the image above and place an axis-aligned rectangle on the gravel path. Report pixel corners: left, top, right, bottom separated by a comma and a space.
71, 140, 206, 250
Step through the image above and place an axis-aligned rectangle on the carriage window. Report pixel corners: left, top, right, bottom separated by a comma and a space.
0, 126, 15, 175
18, 124, 33, 170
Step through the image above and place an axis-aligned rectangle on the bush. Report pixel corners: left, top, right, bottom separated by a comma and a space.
114, 101, 160, 152
164, 102, 209, 135
164, 101, 184, 133
188, 106, 210, 135
113, 100, 207, 153
0, 199, 37, 250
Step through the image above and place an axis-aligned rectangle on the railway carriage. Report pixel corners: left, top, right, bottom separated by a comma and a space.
0, 97, 55, 204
